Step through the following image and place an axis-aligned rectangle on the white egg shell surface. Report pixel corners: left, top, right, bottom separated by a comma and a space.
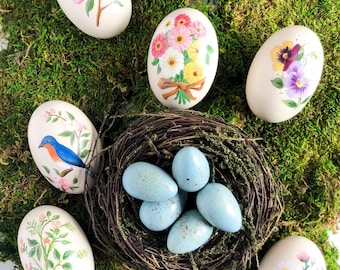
139, 190, 188, 231
172, 146, 210, 192
246, 25, 324, 123
147, 8, 219, 109
259, 235, 326, 270
196, 183, 242, 233
28, 100, 102, 194
57, 0, 132, 39
122, 161, 178, 202
18, 205, 94, 270
167, 209, 213, 254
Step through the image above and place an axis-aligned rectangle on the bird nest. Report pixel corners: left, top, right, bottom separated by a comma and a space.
85, 111, 284, 270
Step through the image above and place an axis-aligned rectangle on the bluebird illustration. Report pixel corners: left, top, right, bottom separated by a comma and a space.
38, 135, 96, 179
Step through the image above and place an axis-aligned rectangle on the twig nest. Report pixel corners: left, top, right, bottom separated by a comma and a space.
85, 111, 284, 269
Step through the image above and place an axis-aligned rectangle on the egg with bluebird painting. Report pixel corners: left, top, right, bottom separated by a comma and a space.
57, 0, 132, 39
246, 25, 324, 123
27, 100, 102, 194
147, 8, 219, 109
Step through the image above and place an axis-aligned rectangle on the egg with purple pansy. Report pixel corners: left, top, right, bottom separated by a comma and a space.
147, 8, 219, 109
246, 25, 324, 123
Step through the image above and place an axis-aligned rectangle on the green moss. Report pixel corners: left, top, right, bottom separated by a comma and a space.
0, 0, 339, 269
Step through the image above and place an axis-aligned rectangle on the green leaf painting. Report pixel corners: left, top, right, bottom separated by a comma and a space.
19, 210, 88, 270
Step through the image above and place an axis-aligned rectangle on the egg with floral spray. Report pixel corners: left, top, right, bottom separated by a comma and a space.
57, 0, 132, 39
147, 8, 219, 109
259, 235, 326, 269
18, 205, 95, 270
246, 25, 324, 123
28, 100, 102, 194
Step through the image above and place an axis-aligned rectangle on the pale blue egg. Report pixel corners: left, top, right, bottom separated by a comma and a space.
167, 209, 213, 254
122, 162, 178, 201
196, 183, 242, 233
139, 190, 187, 231
172, 146, 210, 192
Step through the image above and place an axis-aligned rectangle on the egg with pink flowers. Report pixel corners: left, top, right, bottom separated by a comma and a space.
147, 8, 219, 109
18, 205, 95, 270
259, 235, 326, 269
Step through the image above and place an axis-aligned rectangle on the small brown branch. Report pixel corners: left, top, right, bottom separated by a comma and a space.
96, 0, 113, 27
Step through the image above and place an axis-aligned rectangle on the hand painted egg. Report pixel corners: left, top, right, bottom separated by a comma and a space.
259, 235, 326, 269
122, 162, 178, 201
196, 183, 242, 233
17, 205, 94, 270
147, 8, 219, 109
28, 100, 102, 194
172, 146, 210, 192
167, 209, 213, 254
56, 0, 132, 39
246, 25, 324, 123
139, 190, 187, 231
328, 220, 340, 265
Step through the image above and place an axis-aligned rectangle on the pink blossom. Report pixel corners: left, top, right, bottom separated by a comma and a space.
54, 178, 73, 193
297, 250, 309, 262
25, 263, 31, 270
168, 26, 192, 52
41, 108, 56, 121
151, 33, 168, 58
73, 0, 84, 4
44, 237, 50, 244
189, 21, 207, 39
52, 220, 62, 229
174, 14, 191, 27
19, 238, 24, 253
63, 119, 83, 132
39, 214, 47, 221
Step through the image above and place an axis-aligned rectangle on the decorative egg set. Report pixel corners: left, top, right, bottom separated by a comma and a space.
122, 146, 242, 254
16, 1, 328, 269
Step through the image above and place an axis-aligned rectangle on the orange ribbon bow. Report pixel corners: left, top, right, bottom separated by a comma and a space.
157, 77, 206, 101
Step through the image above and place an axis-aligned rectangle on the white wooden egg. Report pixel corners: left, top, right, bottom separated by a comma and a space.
259, 235, 326, 269
18, 205, 94, 270
246, 25, 324, 123
56, 0, 132, 39
147, 8, 219, 109
27, 100, 102, 194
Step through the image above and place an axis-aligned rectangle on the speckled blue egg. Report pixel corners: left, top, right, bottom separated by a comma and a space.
172, 146, 210, 192
139, 190, 187, 231
122, 162, 178, 201
196, 183, 242, 233
167, 209, 213, 254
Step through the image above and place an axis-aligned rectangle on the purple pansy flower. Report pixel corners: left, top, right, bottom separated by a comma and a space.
284, 61, 311, 99
280, 44, 301, 71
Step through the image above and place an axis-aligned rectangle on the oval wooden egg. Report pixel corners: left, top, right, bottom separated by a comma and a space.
259, 235, 326, 269
56, 0, 132, 39
147, 8, 219, 109
18, 205, 94, 270
246, 25, 324, 123
28, 100, 102, 194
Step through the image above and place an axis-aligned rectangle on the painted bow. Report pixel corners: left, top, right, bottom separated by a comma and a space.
157, 77, 206, 101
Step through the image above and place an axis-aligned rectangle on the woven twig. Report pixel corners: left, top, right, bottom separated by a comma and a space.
85, 111, 284, 270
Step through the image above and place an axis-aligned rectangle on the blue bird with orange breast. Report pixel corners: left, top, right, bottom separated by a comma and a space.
38, 135, 96, 179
